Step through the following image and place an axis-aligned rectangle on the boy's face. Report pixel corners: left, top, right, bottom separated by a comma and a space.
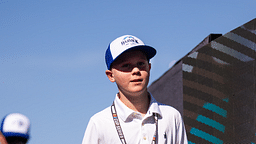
106, 50, 151, 96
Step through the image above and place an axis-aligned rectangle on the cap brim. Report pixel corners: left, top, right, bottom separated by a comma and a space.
2, 132, 29, 139
110, 45, 156, 69
117, 45, 156, 60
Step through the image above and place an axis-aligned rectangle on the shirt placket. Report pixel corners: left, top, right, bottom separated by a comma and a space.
141, 120, 149, 144
131, 112, 148, 143
131, 112, 149, 144
141, 115, 156, 144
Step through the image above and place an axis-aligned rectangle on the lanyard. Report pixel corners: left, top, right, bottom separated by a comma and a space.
111, 102, 158, 144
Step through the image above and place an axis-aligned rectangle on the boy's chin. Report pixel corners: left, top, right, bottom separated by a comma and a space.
129, 88, 148, 95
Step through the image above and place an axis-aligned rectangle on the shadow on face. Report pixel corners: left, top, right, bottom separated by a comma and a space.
111, 50, 150, 72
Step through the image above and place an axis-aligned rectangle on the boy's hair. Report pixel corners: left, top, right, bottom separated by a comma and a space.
105, 35, 156, 70
5, 136, 28, 144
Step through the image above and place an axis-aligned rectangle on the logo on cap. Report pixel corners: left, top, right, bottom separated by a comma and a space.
121, 36, 139, 46
18, 121, 24, 127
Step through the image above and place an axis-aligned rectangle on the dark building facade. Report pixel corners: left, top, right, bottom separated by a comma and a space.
148, 18, 256, 143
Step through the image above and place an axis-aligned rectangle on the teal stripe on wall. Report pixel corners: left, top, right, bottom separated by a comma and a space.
190, 127, 223, 144
196, 115, 225, 133
188, 141, 196, 144
222, 98, 229, 102
203, 103, 227, 117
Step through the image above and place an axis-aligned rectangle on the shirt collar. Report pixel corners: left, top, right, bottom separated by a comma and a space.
114, 93, 162, 122
148, 93, 162, 118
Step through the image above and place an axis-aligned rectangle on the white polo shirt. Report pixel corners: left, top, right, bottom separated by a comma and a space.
82, 94, 188, 144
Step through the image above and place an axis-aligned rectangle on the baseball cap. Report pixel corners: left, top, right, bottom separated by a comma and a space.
105, 35, 156, 70
1, 113, 30, 139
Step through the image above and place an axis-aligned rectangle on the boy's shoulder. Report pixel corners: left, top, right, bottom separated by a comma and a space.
158, 103, 179, 112
157, 102, 183, 118
89, 106, 113, 123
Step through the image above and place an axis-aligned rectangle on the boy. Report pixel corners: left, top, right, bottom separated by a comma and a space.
82, 35, 188, 144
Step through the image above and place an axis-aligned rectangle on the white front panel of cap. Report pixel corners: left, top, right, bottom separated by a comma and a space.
110, 35, 144, 59
3, 114, 30, 134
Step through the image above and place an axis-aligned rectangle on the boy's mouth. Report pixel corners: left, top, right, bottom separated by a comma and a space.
131, 79, 143, 82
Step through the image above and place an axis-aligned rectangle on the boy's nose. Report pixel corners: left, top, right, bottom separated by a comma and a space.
131, 67, 140, 75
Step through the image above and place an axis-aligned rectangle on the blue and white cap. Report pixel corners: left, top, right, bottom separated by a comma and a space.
1, 113, 30, 139
105, 35, 156, 70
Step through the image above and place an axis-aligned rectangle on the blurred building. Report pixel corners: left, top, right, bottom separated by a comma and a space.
148, 18, 256, 143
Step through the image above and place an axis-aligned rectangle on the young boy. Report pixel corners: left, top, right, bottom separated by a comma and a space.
82, 35, 188, 144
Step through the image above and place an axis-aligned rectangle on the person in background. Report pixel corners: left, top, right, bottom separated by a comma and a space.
1, 113, 30, 144
0, 131, 7, 144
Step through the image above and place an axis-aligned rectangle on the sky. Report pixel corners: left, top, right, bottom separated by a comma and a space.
0, 0, 255, 143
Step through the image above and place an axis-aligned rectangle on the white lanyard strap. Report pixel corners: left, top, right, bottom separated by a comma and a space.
111, 102, 127, 144
111, 102, 158, 144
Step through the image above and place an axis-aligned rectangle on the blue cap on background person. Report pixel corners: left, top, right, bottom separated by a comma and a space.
1, 113, 30, 140
105, 35, 157, 70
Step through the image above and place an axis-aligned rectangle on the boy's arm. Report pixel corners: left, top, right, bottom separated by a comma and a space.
81, 118, 99, 144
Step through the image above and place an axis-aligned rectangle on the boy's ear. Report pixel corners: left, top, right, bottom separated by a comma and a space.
105, 70, 115, 82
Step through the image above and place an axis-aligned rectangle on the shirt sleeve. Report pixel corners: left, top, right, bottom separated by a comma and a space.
175, 113, 188, 144
82, 118, 99, 144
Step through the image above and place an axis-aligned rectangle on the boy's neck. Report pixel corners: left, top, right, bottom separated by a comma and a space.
118, 91, 150, 117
